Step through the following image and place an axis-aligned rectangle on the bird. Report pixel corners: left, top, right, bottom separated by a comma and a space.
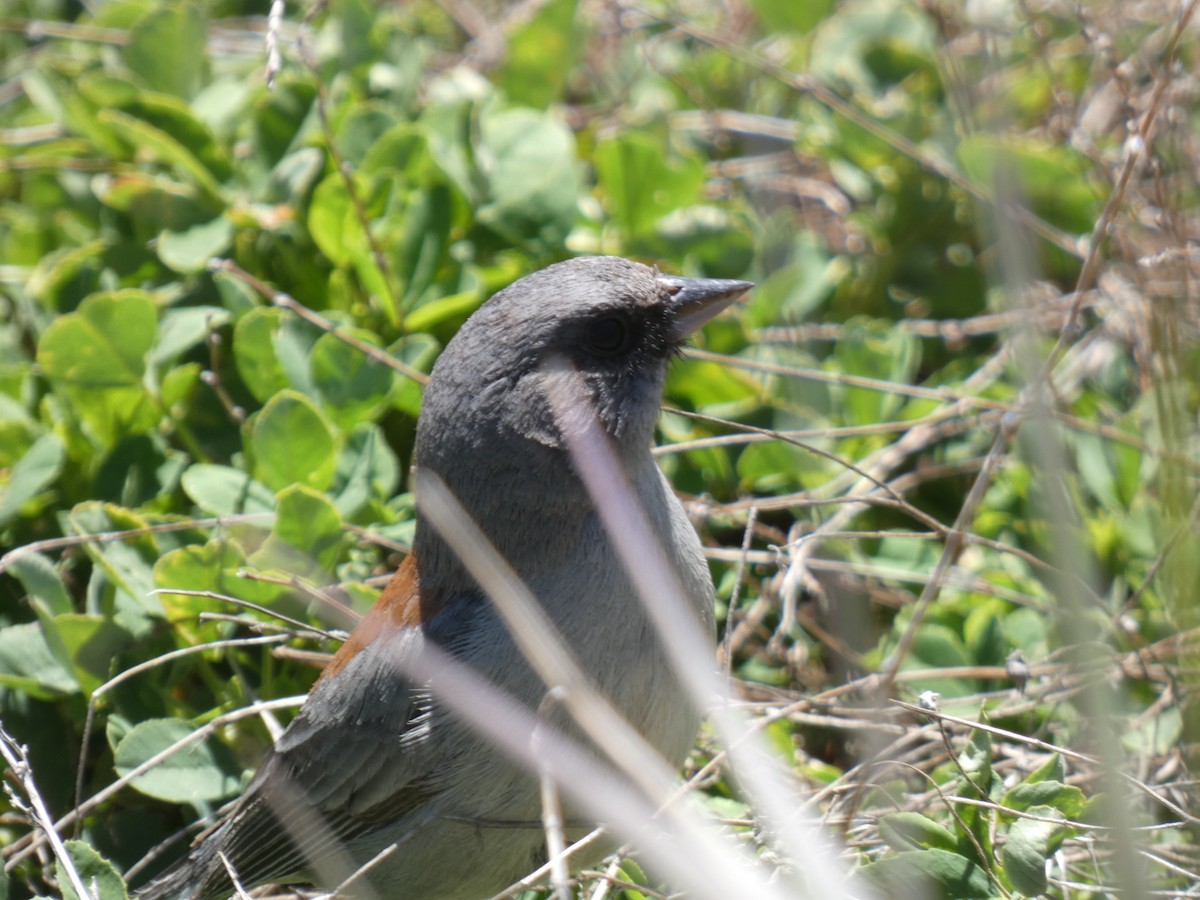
136, 256, 752, 900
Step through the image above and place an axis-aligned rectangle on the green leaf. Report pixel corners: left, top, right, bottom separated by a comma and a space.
98, 108, 224, 201
1001, 806, 1067, 896
53, 615, 134, 696
310, 331, 395, 432
5, 552, 73, 616
113, 718, 242, 803
833, 318, 920, 425
57, 840, 128, 900
252, 485, 346, 583
180, 463, 276, 516
388, 334, 440, 418
123, 3, 210, 101
0, 622, 79, 698
251, 391, 339, 492
394, 183, 455, 312
68, 503, 161, 632
957, 135, 1100, 233
497, 0, 581, 106
153, 539, 284, 642
152, 306, 230, 365
860, 848, 997, 898
1002, 781, 1087, 819
1027, 753, 1065, 785
233, 307, 289, 403
0, 432, 64, 527
476, 107, 578, 248
38, 291, 156, 388
879, 812, 958, 852
402, 290, 480, 334
1120, 705, 1183, 757
595, 132, 706, 239
157, 215, 233, 273
749, 0, 834, 33
333, 423, 401, 517
308, 171, 363, 268
957, 725, 994, 794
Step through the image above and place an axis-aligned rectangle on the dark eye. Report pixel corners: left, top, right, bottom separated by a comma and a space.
584, 315, 632, 355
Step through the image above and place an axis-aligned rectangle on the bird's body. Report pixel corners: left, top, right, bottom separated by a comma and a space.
137, 257, 750, 900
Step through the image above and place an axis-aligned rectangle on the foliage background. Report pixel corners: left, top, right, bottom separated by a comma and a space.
1, 0, 1198, 897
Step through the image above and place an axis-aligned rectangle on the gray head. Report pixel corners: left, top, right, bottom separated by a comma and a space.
412, 257, 750, 571
415, 257, 749, 469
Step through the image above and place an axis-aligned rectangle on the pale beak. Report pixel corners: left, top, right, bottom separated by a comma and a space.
658, 275, 753, 341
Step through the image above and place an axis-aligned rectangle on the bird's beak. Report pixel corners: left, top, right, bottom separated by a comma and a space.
658, 275, 754, 341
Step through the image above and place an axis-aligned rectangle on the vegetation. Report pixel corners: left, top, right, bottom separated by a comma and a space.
1, 0, 1197, 897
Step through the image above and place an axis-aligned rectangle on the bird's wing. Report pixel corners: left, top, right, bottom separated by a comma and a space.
140, 554, 484, 899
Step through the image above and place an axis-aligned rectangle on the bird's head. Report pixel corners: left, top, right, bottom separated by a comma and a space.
415, 256, 751, 472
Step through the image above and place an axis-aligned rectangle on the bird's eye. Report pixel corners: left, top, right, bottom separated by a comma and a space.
584, 315, 632, 355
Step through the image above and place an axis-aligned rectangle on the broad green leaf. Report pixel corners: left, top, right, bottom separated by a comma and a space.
497, 0, 581, 106
310, 331, 395, 432
157, 216, 234, 273
113, 718, 242, 803
123, 3, 210, 100
57, 840, 128, 900
749, 0, 834, 33
152, 305, 230, 365
1002, 781, 1088, 819
595, 133, 706, 239
879, 812, 958, 852
957, 724, 994, 794
395, 183, 454, 312
388, 333, 440, 418
233, 307, 289, 403
154, 539, 284, 642
68, 503, 161, 630
860, 848, 997, 898
1001, 806, 1067, 897
98, 108, 224, 201
337, 103, 402, 166
957, 135, 1100, 233
25, 239, 108, 313
402, 290, 479, 334
736, 440, 818, 494
833, 318, 920, 425
251, 391, 338, 492
308, 171, 361, 268
334, 423, 401, 517
93, 170, 210, 231
1120, 705, 1183, 757
53, 615, 134, 696
180, 463, 276, 516
477, 107, 578, 248
1027, 753, 1065, 785
115, 88, 232, 179
213, 268, 259, 316
38, 291, 156, 388
6, 552, 72, 616
0, 622, 78, 698
667, 359, 758, 413
0, 432, 64, 527
913, 624, 974, 668
252, 485, 346, 581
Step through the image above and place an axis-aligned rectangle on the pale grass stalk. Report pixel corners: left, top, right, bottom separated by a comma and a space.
1, 722, 94, 900
415, 470, 795, 900
386, 636, 788, 900
542, 358, 872, 899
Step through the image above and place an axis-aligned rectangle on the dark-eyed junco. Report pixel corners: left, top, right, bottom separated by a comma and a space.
137, 256, 751, 900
